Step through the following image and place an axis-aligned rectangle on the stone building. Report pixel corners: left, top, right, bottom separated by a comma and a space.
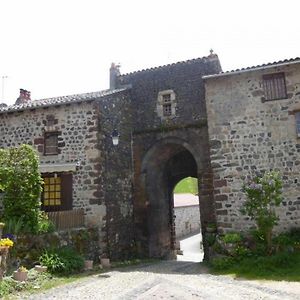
0, 53, 299, 260
204, 57, 300, 234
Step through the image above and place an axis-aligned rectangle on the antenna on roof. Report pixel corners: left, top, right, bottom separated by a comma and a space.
1, 75, 8, 101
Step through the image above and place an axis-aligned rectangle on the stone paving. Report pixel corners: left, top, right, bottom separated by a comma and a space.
25, 260, 300, 300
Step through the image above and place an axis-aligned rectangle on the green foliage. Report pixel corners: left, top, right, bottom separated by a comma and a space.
211, 257, 235, 270
0, 145, 43, 233
39, 246, 84, 275
0, 269, 53, 298
2, 216, 30, 235
211, 251, 300, 281
205, 233, 216, 246
37, 211, 55, 234
242, 171, 283, 253
174, 177, 198, 194
222, 233, 242, 244
273, 229, 300, 252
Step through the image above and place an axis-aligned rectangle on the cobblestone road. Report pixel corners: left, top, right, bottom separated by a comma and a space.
26, 260, 300, 300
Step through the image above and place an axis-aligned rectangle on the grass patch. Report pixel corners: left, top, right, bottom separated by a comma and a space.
211, 251, 300, 281
174, 177, 198, 194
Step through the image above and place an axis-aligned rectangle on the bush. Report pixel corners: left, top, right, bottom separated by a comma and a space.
211, 257, 235, 270
222, 233, 242, 244
39, 246, 84, 275
0, 145, 43, 233
242, 171, 283, 253
37, 211, 55, 234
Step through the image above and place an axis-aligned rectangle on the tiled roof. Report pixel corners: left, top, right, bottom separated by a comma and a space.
203, 57, 300, 79
119, 54, 219, 77
0, 88, 128, 114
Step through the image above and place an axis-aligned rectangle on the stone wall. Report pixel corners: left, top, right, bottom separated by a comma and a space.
174, 205, 201, 238
119, 54, 222, 132
97, 91, 135, 259
11, 228, 100, 267
205, 63, 300, 234
0, 90, 134, 258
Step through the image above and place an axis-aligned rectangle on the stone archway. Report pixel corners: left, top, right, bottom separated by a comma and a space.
139, 137, 216, 260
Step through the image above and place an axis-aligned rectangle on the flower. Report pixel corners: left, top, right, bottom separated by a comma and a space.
249, 183, 263, 191
2, 233, 16, 241
18, 266, 27, 272
0, 237, 14, 248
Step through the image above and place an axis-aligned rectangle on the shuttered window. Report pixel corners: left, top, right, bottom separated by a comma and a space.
263, 73, 287, 101
42, 173, 73, 212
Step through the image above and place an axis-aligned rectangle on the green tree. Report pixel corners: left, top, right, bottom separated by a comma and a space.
242, 171, 283, 254
0, 145, 43, 233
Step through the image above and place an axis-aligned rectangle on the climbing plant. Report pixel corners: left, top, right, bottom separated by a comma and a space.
0, 145, 43, 233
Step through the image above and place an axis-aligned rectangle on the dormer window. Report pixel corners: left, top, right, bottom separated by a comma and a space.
157, 90, 176, 119
262, 73, 287, 101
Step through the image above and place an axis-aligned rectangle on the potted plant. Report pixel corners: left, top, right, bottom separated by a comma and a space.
13, 266, 28, 282
0, 237, 14, 279
34, 265, 48, 273
84, 259, 94, 270
100, 255, 110, 268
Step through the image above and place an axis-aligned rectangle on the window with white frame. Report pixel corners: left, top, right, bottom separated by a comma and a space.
157, 90, 176, 119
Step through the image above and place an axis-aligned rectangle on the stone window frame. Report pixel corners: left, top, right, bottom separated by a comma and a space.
157, 90, 177, 119
262, 72, 287, 101
44, 131, 59, 155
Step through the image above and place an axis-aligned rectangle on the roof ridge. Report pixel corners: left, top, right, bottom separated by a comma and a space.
0, 88, 128, 114
204, 57, 300, 78
119, 54, 219, 77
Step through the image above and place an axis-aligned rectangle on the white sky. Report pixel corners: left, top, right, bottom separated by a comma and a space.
0, 0, 299, 105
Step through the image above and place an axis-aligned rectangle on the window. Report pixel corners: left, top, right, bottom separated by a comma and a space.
157, 90, 176, 119
44, 132, 58, 155
296, 112, 300, 137
42, 173, 73, 212
162, 94, 172, 116
46, 115, 55, 126
43, 176, 61, 207
263, 72, 287, 101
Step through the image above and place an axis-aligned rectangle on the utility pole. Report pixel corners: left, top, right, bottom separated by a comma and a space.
1, 75, 8, 101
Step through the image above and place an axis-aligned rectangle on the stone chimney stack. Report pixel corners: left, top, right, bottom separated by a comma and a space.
15, 89, 31, 105
109, 63, 121, 90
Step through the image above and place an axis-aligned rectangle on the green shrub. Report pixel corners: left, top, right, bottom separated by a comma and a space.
222, 232, 242, 244
0, 145, 43, 233
39, 246, 84, 275
205, 234, 216, 246
211, 257, 235, 270
2, 216, 30, 235
242, 171, 283, 253
37, 211, 55, 234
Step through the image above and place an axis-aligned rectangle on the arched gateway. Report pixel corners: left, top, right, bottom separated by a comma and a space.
133, 136, 216, 260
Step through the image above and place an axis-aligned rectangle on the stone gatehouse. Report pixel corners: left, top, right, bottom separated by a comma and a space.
0, 53, 299, 260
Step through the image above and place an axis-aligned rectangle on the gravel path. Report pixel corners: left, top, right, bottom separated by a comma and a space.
25, 261, 300, 300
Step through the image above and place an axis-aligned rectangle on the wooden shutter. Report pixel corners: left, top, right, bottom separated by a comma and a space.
61, 173, 73, 210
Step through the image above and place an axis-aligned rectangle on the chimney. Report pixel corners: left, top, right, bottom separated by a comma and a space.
109, 63, 120, 90
15, 89, 31, 105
